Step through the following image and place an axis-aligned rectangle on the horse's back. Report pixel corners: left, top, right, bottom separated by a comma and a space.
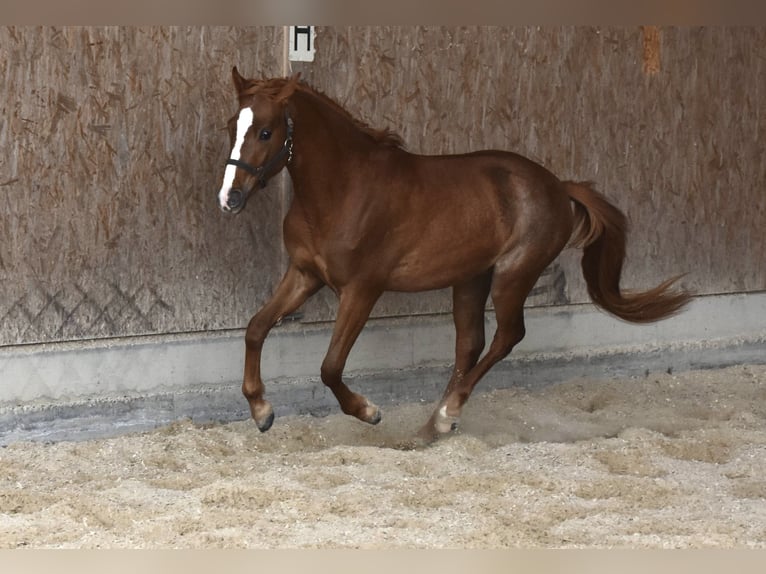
402, 149, 573, 240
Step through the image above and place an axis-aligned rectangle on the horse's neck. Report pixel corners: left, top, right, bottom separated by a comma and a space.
294, 90, 372, 151
286, 92, 374, 203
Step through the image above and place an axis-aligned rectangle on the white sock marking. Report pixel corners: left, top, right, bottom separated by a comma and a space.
218, 107, 254, 209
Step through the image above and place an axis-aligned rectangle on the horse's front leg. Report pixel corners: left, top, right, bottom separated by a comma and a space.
320, 286, 383, 425
243, 264, 323, 431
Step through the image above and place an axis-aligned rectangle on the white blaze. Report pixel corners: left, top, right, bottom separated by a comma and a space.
218, 107, 254, 209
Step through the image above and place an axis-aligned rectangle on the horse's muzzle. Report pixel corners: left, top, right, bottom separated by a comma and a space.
223, 188, 245, 213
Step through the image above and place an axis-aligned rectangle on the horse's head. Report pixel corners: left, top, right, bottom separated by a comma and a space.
217, 67, 299, 214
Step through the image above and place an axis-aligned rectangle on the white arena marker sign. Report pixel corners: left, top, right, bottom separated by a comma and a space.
289, 26, 316, 62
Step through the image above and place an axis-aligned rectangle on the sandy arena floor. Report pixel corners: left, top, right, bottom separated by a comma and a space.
1, 364, 765, 548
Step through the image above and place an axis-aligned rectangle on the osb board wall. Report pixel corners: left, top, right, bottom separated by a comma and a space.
294, 26, 765, 322
1, 27, 764, 345
0, 27, 285, 346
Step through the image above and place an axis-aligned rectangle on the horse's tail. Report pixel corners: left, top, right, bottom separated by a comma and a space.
565, 181, 692, 323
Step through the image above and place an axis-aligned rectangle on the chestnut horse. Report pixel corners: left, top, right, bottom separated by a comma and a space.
217, 68, 691, 442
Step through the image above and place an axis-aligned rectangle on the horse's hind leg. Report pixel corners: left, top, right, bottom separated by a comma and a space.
320, 286, 384, 425
438, 270, 493, 416
418, 252, 548, 442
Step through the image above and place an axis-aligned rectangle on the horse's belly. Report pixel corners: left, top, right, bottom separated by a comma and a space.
385, 245, 498, 292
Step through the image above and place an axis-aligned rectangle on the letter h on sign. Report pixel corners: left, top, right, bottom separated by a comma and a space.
289, 26, 316, 62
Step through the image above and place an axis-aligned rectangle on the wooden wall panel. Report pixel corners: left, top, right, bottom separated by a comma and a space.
2, 26, 764, 344
0, 27, 285, 345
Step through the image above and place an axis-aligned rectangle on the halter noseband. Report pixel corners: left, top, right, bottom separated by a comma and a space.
226, 111, 294, 189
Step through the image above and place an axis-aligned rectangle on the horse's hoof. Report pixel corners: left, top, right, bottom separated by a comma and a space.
434, 404, 460, 435
363, 403, 382, 426
251, 401, 275, 432
256, 410, 275, 433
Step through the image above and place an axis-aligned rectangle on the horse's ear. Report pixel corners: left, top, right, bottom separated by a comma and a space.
232, 66, 246, 93
276, 72, 301, 103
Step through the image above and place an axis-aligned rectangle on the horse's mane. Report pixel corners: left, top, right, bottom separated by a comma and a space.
240, 77, 405, 149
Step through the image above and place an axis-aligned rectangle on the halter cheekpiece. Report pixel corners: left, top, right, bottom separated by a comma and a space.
226, 111, 294, 189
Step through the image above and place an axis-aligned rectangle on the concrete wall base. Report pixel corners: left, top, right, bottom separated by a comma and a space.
1, 292, 764, 444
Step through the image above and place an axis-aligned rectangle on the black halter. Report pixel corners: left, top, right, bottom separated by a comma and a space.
226, 111, 294, 189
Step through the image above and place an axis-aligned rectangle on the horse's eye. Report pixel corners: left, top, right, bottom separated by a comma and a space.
259, 129, 272, 141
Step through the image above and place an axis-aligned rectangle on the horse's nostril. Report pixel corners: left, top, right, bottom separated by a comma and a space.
227, 189, 244, 210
